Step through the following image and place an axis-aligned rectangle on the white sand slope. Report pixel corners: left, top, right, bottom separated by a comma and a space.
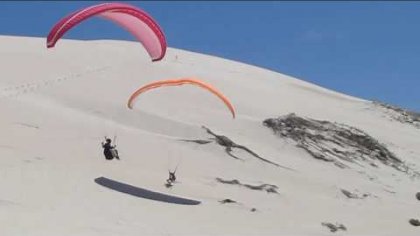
0, 35, 419, 235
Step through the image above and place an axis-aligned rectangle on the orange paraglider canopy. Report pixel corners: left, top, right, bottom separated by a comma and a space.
127, 78, 236, 118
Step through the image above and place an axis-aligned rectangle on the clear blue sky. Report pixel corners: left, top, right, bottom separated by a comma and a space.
1, 1, 419, 111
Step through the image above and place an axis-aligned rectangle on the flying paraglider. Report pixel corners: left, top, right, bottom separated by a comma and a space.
46, 2, 167, 61
127, 78, 236, 118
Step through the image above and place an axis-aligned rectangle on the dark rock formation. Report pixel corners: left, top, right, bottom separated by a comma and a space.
409, 218, 420, 226
341, 189, 372, 199
321, 222, 347, 232
202, 126, 281, 167
181, 126, 296, 172
179, 139, 212, 145
373, 101, 420, 128
216, 178, 279, 194
219, 199, 236, 204
263, 113, 419, 177
341, 189, 359, 199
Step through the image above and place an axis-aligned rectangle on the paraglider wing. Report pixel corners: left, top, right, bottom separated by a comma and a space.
46, 2, 166, 61
127, 78, 236, 118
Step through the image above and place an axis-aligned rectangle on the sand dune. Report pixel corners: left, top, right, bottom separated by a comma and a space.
0, 35, 419, 235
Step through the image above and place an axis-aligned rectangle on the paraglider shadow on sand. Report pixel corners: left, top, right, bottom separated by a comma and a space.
94, 177, 201, 205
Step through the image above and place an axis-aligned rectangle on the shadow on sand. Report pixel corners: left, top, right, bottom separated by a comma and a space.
94, 177, 201, 205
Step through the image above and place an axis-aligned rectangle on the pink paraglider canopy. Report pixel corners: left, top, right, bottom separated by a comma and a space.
46, 2, 167, 61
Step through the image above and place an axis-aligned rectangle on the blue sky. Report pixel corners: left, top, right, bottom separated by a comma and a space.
1, 1, 419, 111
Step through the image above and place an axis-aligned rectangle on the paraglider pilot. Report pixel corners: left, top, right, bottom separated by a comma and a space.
167, 171, 176, 184
101, 137, 120, 160
165, 171, 176, 188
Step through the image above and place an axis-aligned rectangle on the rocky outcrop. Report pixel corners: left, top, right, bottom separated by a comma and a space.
181, 126, 297, 171
409, 219, 420, 227
216, 178, 279, 194
321, 222, 347, 232
373, 101, 420, 128
263, 113, 419, 177
341, 189, 372, 199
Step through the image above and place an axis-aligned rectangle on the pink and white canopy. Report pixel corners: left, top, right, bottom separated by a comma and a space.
46, 2, 167, 61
